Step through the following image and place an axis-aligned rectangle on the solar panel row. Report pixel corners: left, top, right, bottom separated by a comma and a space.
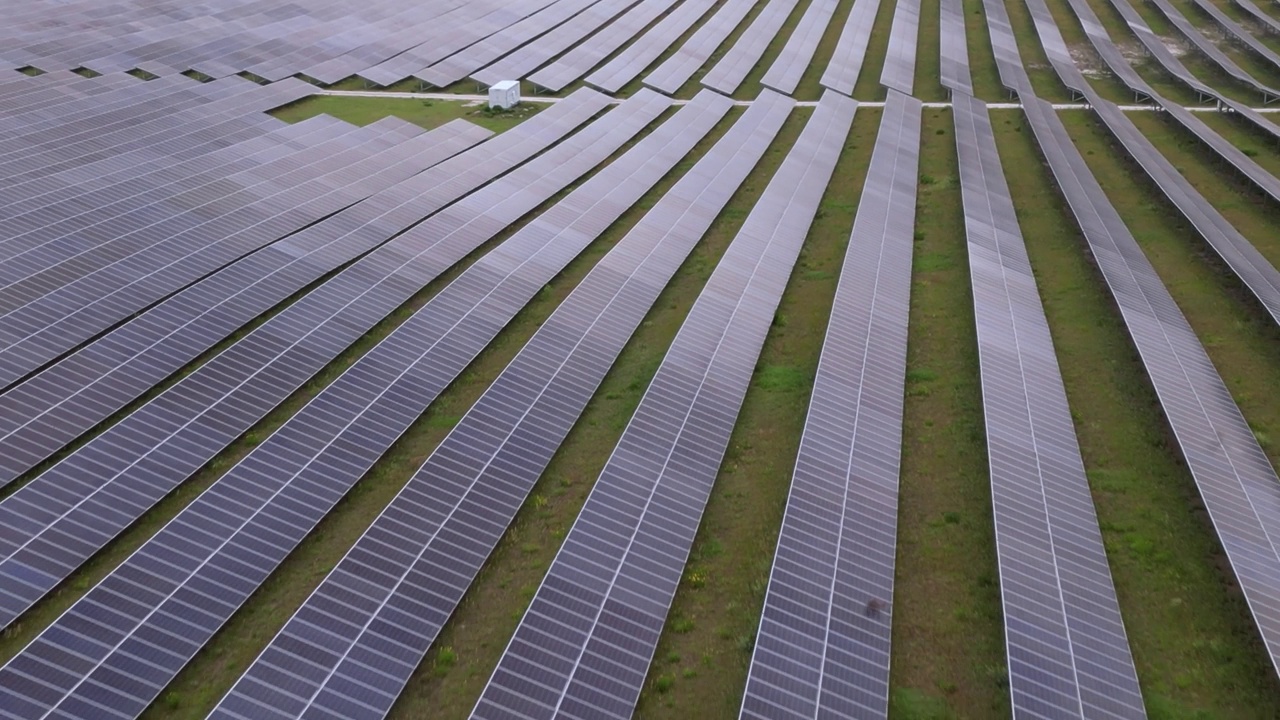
209, 88, 784, 720
985, 0, 1280, 688
472, 0, 642, 88
760, 0, 838, 95
740, 88, 917, 720
818, 0, 884, 96
0, 92, 617, 626
939, 0, 972, 95
879, 0, 919, 94
953, 91, 1147, 719
642, 0, 755, 95
701, 0, 802, 95
0, 88, 712, 720
471, 89, 855, 720
583, 0, 717, 93
529, 0, 683, 92
0, 120, 488, 486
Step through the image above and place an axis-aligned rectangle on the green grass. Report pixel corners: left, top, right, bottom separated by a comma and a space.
632, 106, 880, 718
889, 109, 1008, 719
1037, 107, 1280, 715
916, 0, 947, 100
964, 0, 1008, 99
270, 96, 544, 133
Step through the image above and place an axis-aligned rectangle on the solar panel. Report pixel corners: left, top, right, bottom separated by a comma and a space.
1, 0, 574, 85
939, 0, 972, 94
208, 88, 783, 720
818, 0, 883, 95
643, 0, 755, 95
0, 91, 619, 627
701, 0, 802, 94
583, 0, 717, 93
953, 90, 1146, 719
879, 0, 919, 94
760, 0, 837, 95
740, 89, 916, 720
0, 89, 714, 720
472, 90, 855, 720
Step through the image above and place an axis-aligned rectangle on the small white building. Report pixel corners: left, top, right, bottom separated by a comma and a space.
488, 80, 520, 110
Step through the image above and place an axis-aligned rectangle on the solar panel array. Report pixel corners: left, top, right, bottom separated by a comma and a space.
1, 0, 600, 86
987, 0, 1280, 687
642, 0, 755, 94
740, 89, 917, 720
471, 90, 855, 720
529, 0, 683, 92
0, 90, 624, 631
584, 0, 717, 93
760, 0, 838, 95
701, 0, 802, 94
819, 0, 884, 95
209, 89, 795, 720
954, 91, 1146, 719
0, 88, 731, 720
7, 0, 1280, 715
0, 118, 487, 485
0, 118, 466, 388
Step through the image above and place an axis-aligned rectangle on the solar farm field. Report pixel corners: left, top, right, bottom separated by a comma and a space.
2, 0, 1280, 717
